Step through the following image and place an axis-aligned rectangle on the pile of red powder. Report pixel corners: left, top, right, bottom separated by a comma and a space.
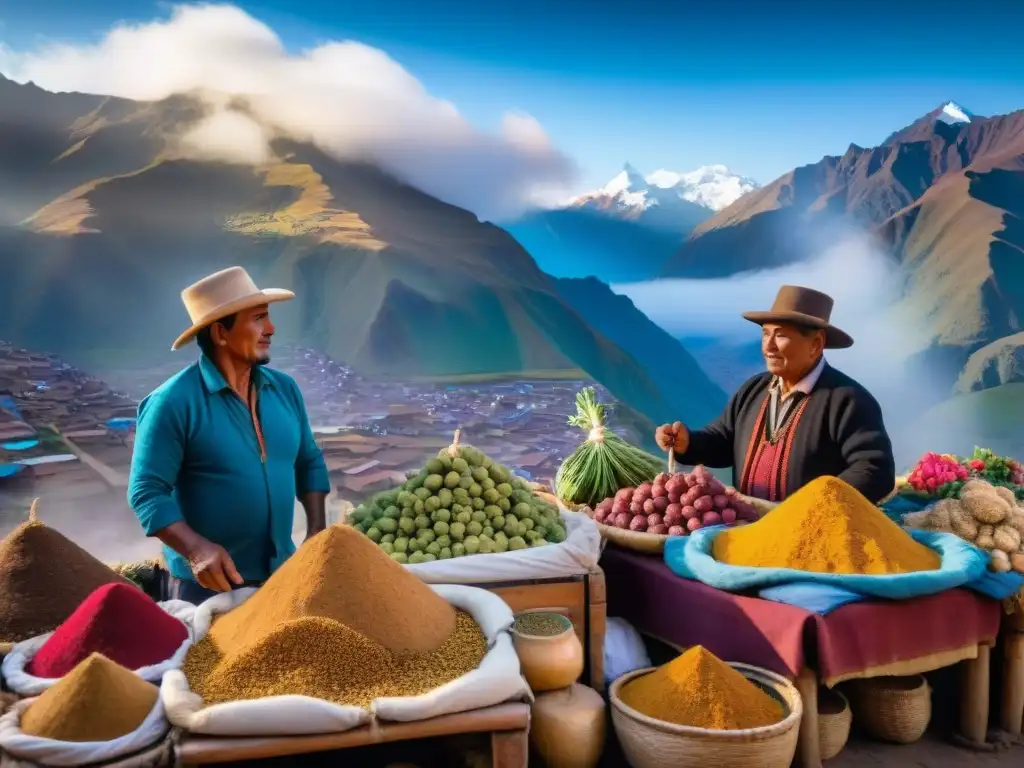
26, 583, 189, 678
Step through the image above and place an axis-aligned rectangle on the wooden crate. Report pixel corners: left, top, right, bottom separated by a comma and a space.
178, 702, 529, 767
472, 567, 606, 692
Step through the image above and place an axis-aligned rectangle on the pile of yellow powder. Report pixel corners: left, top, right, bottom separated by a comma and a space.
619, 646, 783, 730
712, 476, 941, 574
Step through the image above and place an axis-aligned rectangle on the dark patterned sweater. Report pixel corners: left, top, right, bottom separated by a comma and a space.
677, 364, 897, 504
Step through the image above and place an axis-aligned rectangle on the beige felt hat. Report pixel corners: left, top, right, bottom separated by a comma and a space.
742, 285, 853, 349
171, 267, 294, 351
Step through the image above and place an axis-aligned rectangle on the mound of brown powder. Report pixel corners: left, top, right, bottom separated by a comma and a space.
0, 521, 133, 642
20, 653, 158, 742
206, 524, 456, 656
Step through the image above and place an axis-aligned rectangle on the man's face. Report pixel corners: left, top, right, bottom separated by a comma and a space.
215, 304, 275, 366
761, 323, 824, 379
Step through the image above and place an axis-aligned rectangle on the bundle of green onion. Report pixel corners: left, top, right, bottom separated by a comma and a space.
555, 387, 664, 507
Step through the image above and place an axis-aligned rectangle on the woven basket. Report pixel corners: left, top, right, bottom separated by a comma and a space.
847, 675, 931, 744
609, 664, 802, 768
817, 687, 852, 760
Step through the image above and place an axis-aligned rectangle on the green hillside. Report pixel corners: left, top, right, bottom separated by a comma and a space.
0, 82, 722, 428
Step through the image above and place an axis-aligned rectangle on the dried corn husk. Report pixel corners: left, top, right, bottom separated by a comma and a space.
950, 504, 980, 540
962, 489, 1009, 525
994, 525, 1022, 554
991, 550, 1012, 573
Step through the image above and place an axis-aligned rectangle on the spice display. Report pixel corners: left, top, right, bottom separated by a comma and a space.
555, 387, 663, 507
619, 646, 782, 730
904, 479, 1024, 573
349, 430, 567, 563
514, 612, 569, 637
186, 611, 485, 707
184, 525, 487, 706
593, 465, 760, 535
0, 515, 131, 642
19, 653, 158, 742
27, 583, 189, 678
712, 476, 941, 575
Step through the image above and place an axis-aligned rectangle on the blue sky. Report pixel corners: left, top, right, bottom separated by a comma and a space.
2, 0, 1024, 189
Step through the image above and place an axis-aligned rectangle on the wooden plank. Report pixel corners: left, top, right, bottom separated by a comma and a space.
1001, 631, 1024, 735
487, 580, 588, 651
960, 643, 990, 744
794, 667, 822, 768
177, 702, 531, 764
587, 569, 607, 693
491, 727, 529, 768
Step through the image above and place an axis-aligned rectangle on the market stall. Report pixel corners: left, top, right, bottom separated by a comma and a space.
602, 544, 1000, 766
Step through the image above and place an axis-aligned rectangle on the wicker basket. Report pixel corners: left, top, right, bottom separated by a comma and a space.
817, 687, 852, 760
609, 664, 802, 768
847, 675, 931, 744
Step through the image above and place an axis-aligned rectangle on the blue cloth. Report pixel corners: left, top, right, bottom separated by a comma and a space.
128, 355, 330, 584
664, 526, 988, 601
969, 570, 1024, 600
879, 493, 931, 523
0, 439, 39, 451
0, 464, 25, 479
758, 582, 865, 614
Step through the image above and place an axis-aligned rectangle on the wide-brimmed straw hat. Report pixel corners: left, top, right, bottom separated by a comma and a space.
171, 267, 294, 351
742, 285, 853, 349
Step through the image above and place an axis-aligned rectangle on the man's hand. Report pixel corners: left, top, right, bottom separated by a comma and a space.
655, 421, 690, 454
187, 539, 244, 592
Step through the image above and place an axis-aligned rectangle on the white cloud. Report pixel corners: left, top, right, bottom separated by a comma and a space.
615, 231, 952, 465
0, 4, 577, 219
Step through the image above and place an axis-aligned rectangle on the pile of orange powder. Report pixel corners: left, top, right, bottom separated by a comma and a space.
712, 476, 940, 574
619, 645, 783, 730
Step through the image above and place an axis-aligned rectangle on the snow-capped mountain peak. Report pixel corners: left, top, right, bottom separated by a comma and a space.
937, 101, 972, 126
570, 163, 759, 217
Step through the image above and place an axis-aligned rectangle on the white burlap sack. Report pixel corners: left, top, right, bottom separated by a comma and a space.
2, 601, 196, 697
0, 694, 168, 766
406, 511, 602, 584
162, 584, 531, 736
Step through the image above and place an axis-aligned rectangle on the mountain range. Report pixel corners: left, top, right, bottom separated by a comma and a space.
503, 164, 758, 281
664, 101, 1024, 400
0, 73, 727, 432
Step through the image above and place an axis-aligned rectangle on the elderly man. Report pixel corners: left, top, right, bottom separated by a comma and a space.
656, 285, 895, 504
128, 266, 330, 605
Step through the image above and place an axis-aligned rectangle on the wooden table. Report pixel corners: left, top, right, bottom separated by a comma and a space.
792, 643, 992, 768
1001, 603, 1024, 734
177, 702, 530, 767
472, 567, 607, 691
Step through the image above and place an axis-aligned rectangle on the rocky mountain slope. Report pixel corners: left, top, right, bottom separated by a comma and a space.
0, 74, 724, 428
504, 163, 757, 283
662, 102, 1024, 392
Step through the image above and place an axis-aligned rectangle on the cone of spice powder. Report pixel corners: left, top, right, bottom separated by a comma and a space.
20, 653, 159, 743
26, 583, 189, 679
0, 515, 132, 643
183, 524, 487, 707
202, 524, 457, 656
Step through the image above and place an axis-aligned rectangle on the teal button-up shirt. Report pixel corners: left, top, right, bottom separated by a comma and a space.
127, 355, 331, 583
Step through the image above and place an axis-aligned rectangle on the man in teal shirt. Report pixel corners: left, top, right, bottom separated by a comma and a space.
128, 267, 331, 605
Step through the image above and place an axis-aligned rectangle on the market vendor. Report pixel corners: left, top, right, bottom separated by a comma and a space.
656, 285, 896, 504
128, 267, 330, 605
